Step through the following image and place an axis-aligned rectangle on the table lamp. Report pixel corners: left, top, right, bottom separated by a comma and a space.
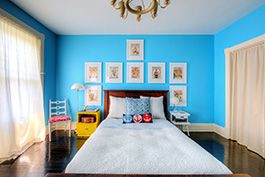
71, 83, 85, 112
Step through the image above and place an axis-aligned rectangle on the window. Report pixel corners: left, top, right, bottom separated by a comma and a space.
0, 9, 45, 161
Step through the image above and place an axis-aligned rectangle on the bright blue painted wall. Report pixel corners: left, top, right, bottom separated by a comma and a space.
0, 0, 57, 124
214, 4, 265, 127
56, 35, 215, 123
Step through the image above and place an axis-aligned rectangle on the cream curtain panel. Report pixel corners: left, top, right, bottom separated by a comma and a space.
0, 14, 45, 162
228, 43, 265, 158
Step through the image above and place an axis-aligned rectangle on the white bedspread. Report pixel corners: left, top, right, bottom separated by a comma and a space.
65, 118, 232, 174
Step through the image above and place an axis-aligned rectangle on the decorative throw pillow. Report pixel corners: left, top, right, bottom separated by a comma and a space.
140, 96, 166, 119
123, 113, 153, 124
125, 97, 150, 115
122, 114, 133, 123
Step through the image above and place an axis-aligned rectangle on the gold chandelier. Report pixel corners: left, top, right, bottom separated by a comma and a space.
111, 0, 170, 22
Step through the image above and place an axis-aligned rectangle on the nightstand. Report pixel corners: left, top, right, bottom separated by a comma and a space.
76, 110, 100, 137
170, 111, 191, 136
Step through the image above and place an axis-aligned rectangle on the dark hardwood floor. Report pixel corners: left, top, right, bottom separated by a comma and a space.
0, 131, 264, 177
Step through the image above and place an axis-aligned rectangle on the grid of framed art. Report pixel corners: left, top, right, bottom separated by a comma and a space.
83, 39, 188, 108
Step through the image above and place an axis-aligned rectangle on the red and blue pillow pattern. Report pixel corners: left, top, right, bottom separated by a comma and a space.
123, 113, 153, 124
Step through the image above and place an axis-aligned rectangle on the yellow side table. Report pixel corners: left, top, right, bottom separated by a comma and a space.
76, 110, 100, 137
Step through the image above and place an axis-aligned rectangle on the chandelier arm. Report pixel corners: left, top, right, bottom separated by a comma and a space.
124, 0, 157, 15
140, 0, 145, 9
123, 8, 129, 19
111, 0, 119, 9
158, 0, 170, 8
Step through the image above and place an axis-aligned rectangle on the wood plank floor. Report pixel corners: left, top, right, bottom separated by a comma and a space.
0, 131, 264, 177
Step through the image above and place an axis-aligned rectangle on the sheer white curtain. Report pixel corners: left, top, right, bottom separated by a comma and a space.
0, 13, 45, 162
228, 44, 265, 158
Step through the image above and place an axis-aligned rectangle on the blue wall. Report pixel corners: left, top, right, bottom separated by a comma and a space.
0, 0, 57, 124
57, 35, 215, 123
2, 0, 264, 126
214, 4, 265, 127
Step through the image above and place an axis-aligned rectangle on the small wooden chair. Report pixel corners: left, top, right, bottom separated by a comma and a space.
48, 99, 71, 142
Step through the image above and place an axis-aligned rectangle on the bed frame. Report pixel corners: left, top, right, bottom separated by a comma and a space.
104, 90, 168, 119
46, 173, 250, 177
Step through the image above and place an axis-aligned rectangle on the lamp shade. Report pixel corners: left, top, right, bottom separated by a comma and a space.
71, 83, 85, 91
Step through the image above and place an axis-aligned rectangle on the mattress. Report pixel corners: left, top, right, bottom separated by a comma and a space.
65, 118, 232, 175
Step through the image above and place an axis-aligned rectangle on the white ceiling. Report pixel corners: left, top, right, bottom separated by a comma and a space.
10, 0, 265, 35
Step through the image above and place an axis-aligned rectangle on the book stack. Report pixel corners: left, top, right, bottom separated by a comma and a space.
81, 117, 95, 123
174, 117, 188, 122
172, 111, 189, 123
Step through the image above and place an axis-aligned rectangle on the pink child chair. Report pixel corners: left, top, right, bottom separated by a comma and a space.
48, 99, 71, 141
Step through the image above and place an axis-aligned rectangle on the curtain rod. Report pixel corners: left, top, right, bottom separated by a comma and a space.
225, 34, 265, 54
231, 41, 265, 53
0, 8, 45, 40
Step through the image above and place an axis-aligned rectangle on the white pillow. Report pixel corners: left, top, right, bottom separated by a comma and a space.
107, 96, 126, 118
140, 96, 166, 119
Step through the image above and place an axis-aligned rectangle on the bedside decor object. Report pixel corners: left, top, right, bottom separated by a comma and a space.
76, 110, 100, 137
170, 86, 187, 107
170, 111, 191, 136
85, 107, 99, 112
111, 0, 171, 22
127, 62, 144, 83
71, 83, 85, 112
148, 62, 165, 83
85, 85, 102, 106
127, 40, 144, 60
170, 63, 187, 84
106, 62, 123, 83
85, 62, 102, 83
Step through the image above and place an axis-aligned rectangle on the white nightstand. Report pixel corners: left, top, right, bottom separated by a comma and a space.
170, 111, 191, 136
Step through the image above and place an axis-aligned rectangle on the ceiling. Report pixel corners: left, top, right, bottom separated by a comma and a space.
10, 0, 265, 35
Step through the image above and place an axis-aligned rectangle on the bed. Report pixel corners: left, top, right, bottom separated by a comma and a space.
65, 90, 232, 175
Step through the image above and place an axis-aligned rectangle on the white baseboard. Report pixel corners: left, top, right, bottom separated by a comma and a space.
45, 122, 229, 139
213, 124, 230, 139
45, 122, 77, 135
182, 123, 229, 139
184, 123, 214, 132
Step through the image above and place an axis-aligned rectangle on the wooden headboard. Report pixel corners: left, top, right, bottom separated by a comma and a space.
104, 90, 168, 119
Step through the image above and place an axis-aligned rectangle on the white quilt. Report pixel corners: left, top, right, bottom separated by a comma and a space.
65, 118, 232, 175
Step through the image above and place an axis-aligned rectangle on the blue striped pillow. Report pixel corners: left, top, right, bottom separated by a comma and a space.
125, 97, 150, 115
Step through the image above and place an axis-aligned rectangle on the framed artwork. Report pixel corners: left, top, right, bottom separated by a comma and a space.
148, 62, 165, 83
85, 62, 102, 83
127, 62, 144, 83
170, 63, 187, 84
170, 86, 187, 107
106, 62, 123, 83
127, 40, 144, 60
85, 85, 102, 106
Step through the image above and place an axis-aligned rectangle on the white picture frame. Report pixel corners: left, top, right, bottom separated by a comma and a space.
85, 85, 102, 106
148, 62, 165, 83
127, 62, 144, 83
127, 40, 144, 60
85, 62, 102, 83
170, 63, 187, 84
170, 86, 187, 107
105, 62, 123, 83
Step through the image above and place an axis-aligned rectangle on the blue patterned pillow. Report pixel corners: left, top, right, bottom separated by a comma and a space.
125, 98, 150, 115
